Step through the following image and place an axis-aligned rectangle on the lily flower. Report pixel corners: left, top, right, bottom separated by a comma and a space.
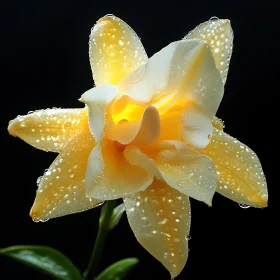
8, 15, 267, 278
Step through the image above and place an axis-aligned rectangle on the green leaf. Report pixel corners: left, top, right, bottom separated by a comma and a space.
96, 258, 139, 280
0, 245, 83, 280
109, 203, 126, 230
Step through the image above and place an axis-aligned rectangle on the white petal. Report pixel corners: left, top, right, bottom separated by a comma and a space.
80, 85, 119, 142
170, 41, 224, 117
85, 144, 103, 197
118, 39, 223, 118
124, 142, 217, 205
86, 140, 153, 200
89, 15, 148, 85
107, 105, 160, 146
117, 42, 176, 103
124, 145, 163, 179
185, 18, 233, 84
182, 106, 213, 149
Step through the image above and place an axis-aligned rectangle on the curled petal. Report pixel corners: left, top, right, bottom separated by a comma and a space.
8, 108, 88, 152
124, 142, 217, 206
185, 18, 233, 84
86, 140, 153, 200
30, 131, 102, 221
124, 145, 163, 180
89, 15, 148, 85
158, 103, 213, 149
117, 42, 176, 104
118, 39, 223, 118
80, 85, 119, 142
124, 180, 191, 279
107, 105, 160, 146
201, 128, 268, 207
182, 105, 213, 149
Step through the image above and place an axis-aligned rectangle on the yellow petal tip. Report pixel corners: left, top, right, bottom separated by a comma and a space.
29, 207, 40, 221
251, 193, 268, 208
97, 14, 121, 26
8, 119, 18, 137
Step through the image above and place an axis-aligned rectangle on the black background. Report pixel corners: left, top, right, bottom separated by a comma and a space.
0, 0, 278, 279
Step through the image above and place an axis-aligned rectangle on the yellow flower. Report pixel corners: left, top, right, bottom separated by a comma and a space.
8, 15, 267, 278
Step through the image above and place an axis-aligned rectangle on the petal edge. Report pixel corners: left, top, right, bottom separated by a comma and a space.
201, 128, 268, 207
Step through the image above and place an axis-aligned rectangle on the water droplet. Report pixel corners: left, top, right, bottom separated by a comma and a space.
33, 218, 49, 223
36, 176, 42, 186
239, 204, 250, 209
64, 122, 71, 129
210, 16, 219, 21
51, 133, 58, 140
17, 115, 24, 122
158, 218, 168, 225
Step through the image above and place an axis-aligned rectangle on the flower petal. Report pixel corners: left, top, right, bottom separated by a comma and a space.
89, 15, 148, 86
182, 105, 213, 149
118, 39, 223, 118
86, 140, 153, 200
201, 128, 268, 207
124, 142, 217, 206
107, 105, 160, 146
124, 179, 190, 279
184, 18, 233, 84
80, 85, 119, 142
30, 131, 102, 221
159, 104, 213, 149
8, 108, 88, 152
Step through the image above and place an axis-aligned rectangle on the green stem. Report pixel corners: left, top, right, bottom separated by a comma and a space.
84, 200, 117, 280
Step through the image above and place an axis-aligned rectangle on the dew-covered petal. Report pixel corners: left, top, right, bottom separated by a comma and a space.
184, 18, 233, 84
107, 105, 160, 146
212, 116, 224, 130
30, 131, 102, 221
124, 142, 217, 206
124, 179, 190, 278
80, 85, 119, 142
201, 128, 268, 207
89, 15, 148, 86
8, 108, 88, 152
118, 39, 223, 118
86, 140, 153, 200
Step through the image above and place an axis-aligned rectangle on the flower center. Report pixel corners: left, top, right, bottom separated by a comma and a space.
114, 141, 126, 153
